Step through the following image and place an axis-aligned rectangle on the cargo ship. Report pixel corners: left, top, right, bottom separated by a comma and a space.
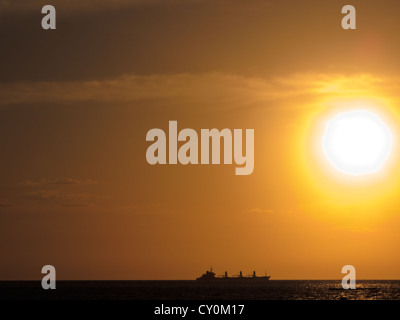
196, 267, 271, 280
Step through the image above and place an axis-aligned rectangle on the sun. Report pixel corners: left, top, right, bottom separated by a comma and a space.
322, 110, 393, 176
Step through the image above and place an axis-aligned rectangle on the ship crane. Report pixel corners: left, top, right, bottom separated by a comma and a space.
232, 271, 244, 278
217, 271, 229, 278
245, 271, 257, 278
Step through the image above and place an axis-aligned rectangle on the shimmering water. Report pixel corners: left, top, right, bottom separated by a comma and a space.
1, 280, 399, 300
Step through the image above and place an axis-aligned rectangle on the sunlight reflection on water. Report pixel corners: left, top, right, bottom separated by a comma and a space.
1, 280, 400, 300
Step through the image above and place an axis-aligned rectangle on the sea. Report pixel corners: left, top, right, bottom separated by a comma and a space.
0, 280, 399, 300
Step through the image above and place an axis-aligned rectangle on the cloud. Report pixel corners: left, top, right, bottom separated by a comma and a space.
247, 208, 274, 214
0, 0, 209, 14
22, 190, 94, 208
0, 72, 391, 109
14, 178, 99, 208
0, 199, 12, 207
336, 226, 375, 233
19, 178, 99, 186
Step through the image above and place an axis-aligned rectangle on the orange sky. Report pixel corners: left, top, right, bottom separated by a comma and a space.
2, 0, 400, 280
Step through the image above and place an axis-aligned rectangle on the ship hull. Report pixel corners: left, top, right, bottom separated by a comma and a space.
196, 268, 271, 281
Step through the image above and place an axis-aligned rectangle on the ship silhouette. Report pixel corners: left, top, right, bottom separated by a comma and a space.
196, 267, 271, 281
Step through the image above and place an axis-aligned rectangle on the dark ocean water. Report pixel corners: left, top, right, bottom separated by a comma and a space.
0, 280, 400, 300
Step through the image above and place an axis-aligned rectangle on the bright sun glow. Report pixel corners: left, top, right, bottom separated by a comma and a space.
322, 110, 393, 176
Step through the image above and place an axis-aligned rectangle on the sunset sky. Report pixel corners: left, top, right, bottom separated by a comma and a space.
2, 0, 400, 280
